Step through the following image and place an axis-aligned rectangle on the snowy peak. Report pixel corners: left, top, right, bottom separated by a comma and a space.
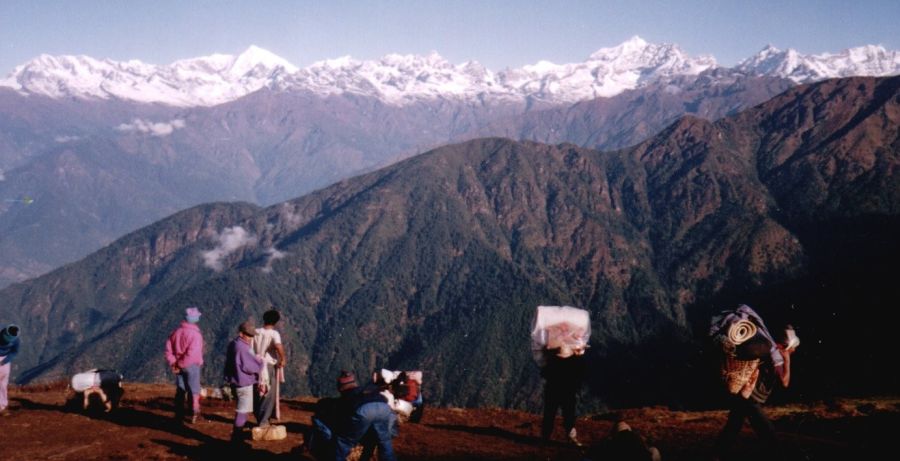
587, 35, 710, 71
738, 43, 900, 83
229, 45, 298, 76
1, 46, 299, 106
292, 51, 500, 103
501, 35, 716, 101
3, 39, 900, 107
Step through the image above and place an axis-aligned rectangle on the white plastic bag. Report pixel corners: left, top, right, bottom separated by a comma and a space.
71, 369, 100, 392
531, 306, 590, 365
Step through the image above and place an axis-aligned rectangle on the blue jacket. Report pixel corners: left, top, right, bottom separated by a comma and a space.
0, 325, 19, 365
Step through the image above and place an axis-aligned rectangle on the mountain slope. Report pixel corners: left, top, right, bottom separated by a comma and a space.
0, 71, 791, 287
1, 76, 898, 410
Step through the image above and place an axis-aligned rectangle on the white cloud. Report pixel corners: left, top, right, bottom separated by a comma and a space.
202, 226, 258, 271
54, 135, 80, 143
116, 118, 186, 137
0, 168, 4, 181
260, 247, 287, 273
279, 203, 303, 228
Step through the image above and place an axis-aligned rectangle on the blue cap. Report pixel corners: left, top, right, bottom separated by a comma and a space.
185, 307, 201, 323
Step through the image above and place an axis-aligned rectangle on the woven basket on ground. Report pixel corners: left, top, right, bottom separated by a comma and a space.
722, 355, 760, 394
346, 445, 366, 461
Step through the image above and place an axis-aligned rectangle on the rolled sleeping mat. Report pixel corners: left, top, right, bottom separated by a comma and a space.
727, 319, 758, 345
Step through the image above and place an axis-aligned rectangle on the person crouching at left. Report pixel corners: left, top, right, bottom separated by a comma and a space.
224, 321, 264, 445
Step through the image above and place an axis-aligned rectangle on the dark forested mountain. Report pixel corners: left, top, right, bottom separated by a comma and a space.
0, 76, 897, 411
0, 75, 791, 287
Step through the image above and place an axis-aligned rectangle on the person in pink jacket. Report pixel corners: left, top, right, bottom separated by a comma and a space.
165, 306, 204, 424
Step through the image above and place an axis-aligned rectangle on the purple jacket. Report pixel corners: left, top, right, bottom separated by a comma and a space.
224, 337, 262, 387
165, 321, 204, 368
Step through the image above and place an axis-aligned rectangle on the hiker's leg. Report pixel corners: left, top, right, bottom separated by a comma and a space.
336, 403, 378, 461
232, 385, 253, 440
746, 401, 777, 451
258, 388, 275, 424
366, 403, 397, 461
256, 373, 276, 425
410, 392, 425, 423
232, 411, 249, 441
0, 360, 10, 410
174, 370, 187, 419
253, 383, 262, 422
183, 364, 202, 415
715, 394, 749, 457
561, 384, 578, 433
541, 381, 561, 439
359, 429, 378, 461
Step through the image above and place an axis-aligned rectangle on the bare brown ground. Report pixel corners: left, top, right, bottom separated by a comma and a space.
1, 383, 897, 460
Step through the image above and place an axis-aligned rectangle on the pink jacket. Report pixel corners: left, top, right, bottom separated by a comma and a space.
165, 321, 204, 368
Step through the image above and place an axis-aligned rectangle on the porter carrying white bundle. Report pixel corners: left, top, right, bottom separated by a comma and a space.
531, 305, 590, 366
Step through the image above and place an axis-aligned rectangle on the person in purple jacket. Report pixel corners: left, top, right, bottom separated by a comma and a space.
165, 307, 204, 424
224, 321, 264, 444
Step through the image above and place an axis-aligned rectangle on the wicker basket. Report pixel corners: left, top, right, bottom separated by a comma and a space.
347, 445, 366, 461
722, 355, 760, 394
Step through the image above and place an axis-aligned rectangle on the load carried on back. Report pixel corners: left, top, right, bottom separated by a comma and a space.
531, 305, 591, 365
709, 304, 799, 396
374, 368, 424, 423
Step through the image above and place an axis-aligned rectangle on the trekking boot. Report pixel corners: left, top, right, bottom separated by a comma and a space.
230, 428, 250, 449
567, 428, 582, 447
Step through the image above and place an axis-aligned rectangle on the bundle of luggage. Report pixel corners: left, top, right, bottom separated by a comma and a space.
531, 305, 591, 365
252, 424, 287, 441
709, 305, 799, 395
376, 368, 424, 423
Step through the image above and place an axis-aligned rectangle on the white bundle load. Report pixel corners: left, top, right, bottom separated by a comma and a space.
251, 424, 287, 441
531, 305, 591, 365
71, 369, 101, 392
405, 370, 423, 384
393, 399, 414, 418
784, 326, 801, 350
376, 368, 423, 418
377, 368, 423, 384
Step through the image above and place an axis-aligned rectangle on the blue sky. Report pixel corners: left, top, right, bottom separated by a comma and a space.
1, 0, 898, 75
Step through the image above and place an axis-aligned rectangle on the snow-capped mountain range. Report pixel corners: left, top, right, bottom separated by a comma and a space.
2, 36, 899, 107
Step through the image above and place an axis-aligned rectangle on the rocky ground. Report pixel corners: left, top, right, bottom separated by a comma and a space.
1, 382, 897, 460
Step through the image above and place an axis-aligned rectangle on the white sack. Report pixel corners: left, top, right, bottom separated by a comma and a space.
71, 370, 100, 392
531, 305, 590, 364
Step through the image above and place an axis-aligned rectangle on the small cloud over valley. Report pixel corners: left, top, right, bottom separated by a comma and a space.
261, 247, 287, 273
116, 118, 186, 137
202, 226, 258, 271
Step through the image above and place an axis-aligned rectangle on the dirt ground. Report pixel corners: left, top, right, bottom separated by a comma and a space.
1, 382, 897, 460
